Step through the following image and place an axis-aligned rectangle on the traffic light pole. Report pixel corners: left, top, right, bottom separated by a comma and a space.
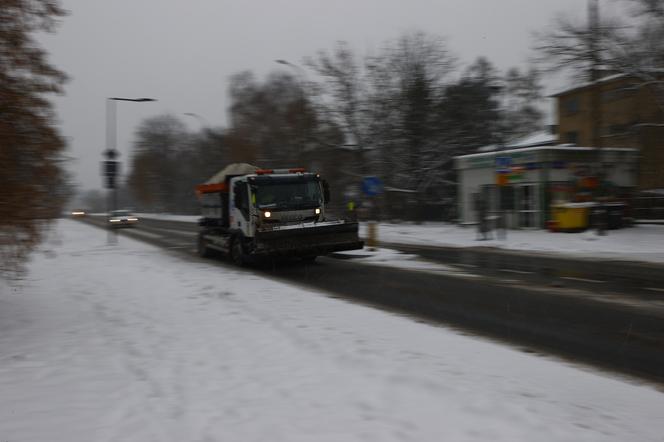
102, 97, 157, 245
105, 98, 119, 244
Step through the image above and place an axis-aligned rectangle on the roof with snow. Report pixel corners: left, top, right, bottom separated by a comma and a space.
456, 145, 637, 161
476, 131, 556, 153
550, 73, 628, 98
508, 131, 557, 149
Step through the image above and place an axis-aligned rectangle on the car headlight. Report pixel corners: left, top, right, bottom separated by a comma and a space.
315, 208, 321, 215
264, 211, 271, 218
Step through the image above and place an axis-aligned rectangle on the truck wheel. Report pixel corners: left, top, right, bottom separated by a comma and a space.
197, 233, 212, 258
230, 236, 247, 266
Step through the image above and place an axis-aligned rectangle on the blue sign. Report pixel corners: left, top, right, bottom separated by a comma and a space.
361, 176, 384, 196
495, 156, 512, 173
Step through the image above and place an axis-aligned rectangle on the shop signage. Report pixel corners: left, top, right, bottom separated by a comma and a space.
461, 151, 538, 170
496, 164, 526, 185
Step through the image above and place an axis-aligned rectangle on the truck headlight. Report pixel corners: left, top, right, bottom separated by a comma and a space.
264, 211, 271, 218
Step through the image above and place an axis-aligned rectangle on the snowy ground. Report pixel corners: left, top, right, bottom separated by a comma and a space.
136, 213, 664, 264
334, 247, 482, 279
3, 220, 663, 441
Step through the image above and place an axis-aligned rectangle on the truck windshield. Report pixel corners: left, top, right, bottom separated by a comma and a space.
255, 181, 321, 209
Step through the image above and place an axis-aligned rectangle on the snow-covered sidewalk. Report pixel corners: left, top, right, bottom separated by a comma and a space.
3, 220, 663, 441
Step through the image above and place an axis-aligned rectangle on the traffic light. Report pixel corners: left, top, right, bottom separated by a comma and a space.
103, 160, 117, 176
102, 160, 119, 189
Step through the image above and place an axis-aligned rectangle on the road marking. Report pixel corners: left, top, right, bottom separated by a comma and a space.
560, 276, 605, 284
457, 263, 478, 268
149, 227, 197, 237
645, 287, 664, 293
498, 268, 533, 275
125, 230, 162, 240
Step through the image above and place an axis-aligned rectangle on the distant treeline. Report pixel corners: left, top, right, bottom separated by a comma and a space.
121, 32, 543, 219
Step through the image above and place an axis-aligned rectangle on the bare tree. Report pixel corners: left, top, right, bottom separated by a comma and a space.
369, 32, 456, 179
534, 5, 624, 77
535, 0, 664, 113
127, 114, 189, 213
227, 70, 321, 168
502, 67, 544, 141
363, 32, 457, 218
625, 0, 664, 17
603, 0, 664, 113
0, 0, 69, 274
305, 42, 371, 175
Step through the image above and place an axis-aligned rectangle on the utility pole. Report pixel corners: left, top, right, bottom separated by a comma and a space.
588, 0, 608, 234
589, 0, 602, 149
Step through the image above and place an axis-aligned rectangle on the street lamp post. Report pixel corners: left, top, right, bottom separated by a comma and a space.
275, 59, 307, 110
184, 112, 208, 128
103, 97, 156, 242
275, 59, 306, 83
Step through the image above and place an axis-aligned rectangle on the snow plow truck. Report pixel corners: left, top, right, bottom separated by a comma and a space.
195, 163, 364, 264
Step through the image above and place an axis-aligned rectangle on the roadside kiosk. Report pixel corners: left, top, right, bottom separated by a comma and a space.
455, 146, 638, 229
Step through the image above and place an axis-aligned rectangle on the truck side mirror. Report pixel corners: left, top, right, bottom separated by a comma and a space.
322, 180, 331, 203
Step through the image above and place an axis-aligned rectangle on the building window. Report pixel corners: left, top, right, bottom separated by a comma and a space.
500, 186, 515, 211
566, 131, 579, 145
564, 97, 580, 115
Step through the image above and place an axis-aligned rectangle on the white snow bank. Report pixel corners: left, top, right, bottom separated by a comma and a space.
337, 247, 479, 277
1, 220, 663, 441
361, 222, 664, 264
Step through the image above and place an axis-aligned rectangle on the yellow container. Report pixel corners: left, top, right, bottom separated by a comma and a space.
366, 221, 378, 249
550, 203, 593, 231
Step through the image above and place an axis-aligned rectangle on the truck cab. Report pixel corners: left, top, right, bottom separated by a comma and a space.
229, 169, 326, 238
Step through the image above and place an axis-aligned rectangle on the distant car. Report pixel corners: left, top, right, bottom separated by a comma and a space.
71, 210, 86, 217
108, 210, 139, 228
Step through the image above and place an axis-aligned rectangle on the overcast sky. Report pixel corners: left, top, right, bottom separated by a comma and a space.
41, 0, 627, 191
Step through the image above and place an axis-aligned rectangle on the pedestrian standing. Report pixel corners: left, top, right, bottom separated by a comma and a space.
346, 200, 357, 221
476, 196, 490, 240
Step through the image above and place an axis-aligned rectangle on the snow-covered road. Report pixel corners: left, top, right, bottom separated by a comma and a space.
1, 220, 663, 441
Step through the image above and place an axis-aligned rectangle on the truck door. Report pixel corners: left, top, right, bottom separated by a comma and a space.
231, 180, 252, 236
